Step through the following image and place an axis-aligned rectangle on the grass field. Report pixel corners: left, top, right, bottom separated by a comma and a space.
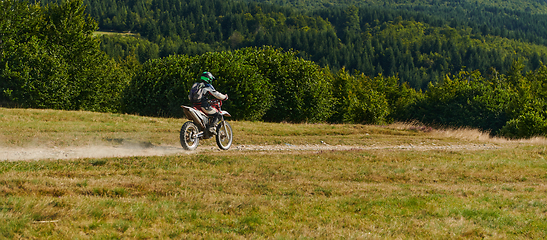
1, 107, 547, 238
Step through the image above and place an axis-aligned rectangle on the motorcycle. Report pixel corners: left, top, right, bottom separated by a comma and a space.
180, 99, 233, 150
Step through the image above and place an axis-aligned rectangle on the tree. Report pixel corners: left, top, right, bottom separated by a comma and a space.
0, 0, 130, 111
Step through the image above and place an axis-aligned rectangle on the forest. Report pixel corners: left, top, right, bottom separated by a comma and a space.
80, 0, 547, 89
3, 0, 547, 139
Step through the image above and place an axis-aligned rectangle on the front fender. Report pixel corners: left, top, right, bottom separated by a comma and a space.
220, 110, 231, 117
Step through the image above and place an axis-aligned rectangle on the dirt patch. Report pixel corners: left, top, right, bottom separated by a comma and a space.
0, 143, 500, 161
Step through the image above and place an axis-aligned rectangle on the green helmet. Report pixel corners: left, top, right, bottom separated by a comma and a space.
200, 72, 215, 84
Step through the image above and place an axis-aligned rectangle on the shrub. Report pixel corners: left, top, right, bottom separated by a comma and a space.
500, 111, 547, 139
331, 68, 418, 124
404, 70, 510, 133
123, 46, 334, 122
241, 47, 334, 123
122, 49, 274, 120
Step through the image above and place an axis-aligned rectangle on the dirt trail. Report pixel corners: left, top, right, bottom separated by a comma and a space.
0, 143, 500, 161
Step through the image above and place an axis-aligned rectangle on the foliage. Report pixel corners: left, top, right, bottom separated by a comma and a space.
499, 111, 547, 139
0, 0, 131, 112
123, 48, 273, 120
123, 46, 334, 122
402, 62, 547, 138
331, 69, 388, 124
241, 47, 334, 122
244, 0, 547, 14
498, 62, 547, 138
70, 0, 547, 90
97, 34, 160, 63
330, 68, 419, 124
404, 70, 511, 133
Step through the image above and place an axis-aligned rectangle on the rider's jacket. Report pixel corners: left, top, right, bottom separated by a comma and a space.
188, 82, 227, 108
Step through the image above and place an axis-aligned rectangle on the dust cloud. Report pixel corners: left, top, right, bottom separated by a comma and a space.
0, 144, 188, 161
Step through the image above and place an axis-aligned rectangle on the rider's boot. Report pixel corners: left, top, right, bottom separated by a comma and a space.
208, 125, 217, 135
208, 113, 221, 135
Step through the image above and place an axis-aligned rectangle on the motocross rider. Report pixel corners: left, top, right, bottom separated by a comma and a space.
188, 72, 228, 135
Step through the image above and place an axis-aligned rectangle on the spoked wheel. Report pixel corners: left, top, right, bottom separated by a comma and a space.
216, 121, 233, 150
180, 121, 200, 150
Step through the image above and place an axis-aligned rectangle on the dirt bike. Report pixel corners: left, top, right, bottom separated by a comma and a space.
180, 99, 233, 150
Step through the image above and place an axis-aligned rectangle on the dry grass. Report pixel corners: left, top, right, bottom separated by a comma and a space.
390, 121, 547, 145
1, 108, 547, 238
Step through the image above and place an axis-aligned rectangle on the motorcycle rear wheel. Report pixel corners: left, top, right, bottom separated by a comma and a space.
180, 121, 200, 150
216, 121, 232, 150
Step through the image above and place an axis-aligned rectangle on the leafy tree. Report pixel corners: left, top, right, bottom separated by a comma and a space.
500, 111, 547, 139
0, 0, 130, 112
330, 69, 389, 124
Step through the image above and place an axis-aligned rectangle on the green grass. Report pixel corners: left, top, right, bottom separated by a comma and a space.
1, 107, 547, 238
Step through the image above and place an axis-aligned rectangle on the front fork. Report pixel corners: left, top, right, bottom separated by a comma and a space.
220, 116, 228, 137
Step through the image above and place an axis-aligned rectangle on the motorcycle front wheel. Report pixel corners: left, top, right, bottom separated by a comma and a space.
180, 121, 200, 150
216, 121, 233, 150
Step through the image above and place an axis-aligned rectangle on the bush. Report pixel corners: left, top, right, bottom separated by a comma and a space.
500, 111, 547, 139
498, 63, 547, 138
122, 49, 274, 120
241, 47, 334, 122
330, 69, 388, 124
2, 38, 71, 109
404, 70, 510, 133
123, 46, 334, 122
330, 68, 418, 124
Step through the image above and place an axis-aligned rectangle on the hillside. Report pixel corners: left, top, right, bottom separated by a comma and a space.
5, 0, 547, 138
77, 0, 547, 89
245, 0, 547, 14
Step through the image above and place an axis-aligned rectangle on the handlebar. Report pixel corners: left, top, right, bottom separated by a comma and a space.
208, 99, 224, 108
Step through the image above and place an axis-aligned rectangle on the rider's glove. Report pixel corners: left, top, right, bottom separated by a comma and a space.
224, 94, 228, 101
